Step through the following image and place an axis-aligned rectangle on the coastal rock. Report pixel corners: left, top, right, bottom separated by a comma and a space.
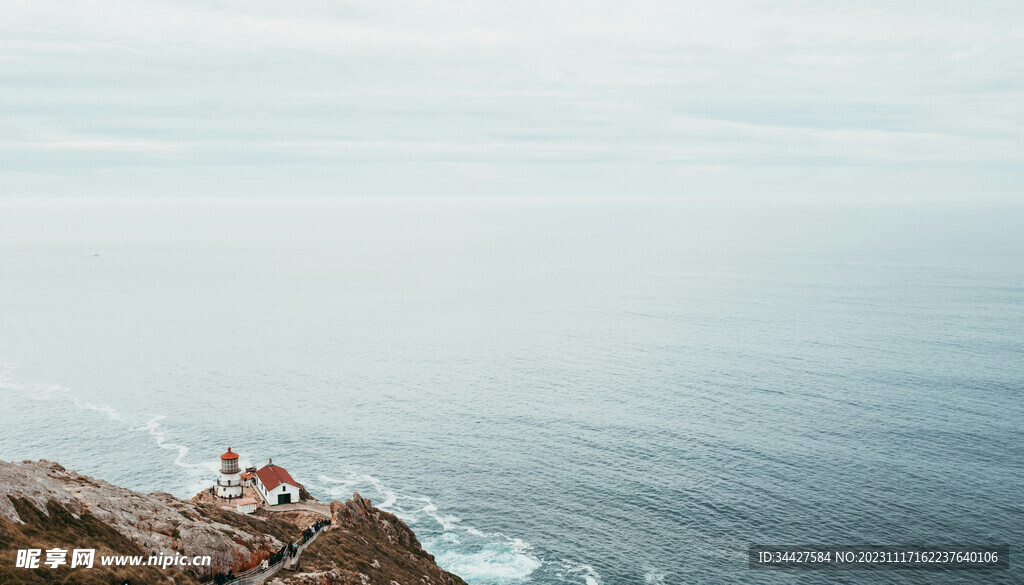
1, 460, 466, 585
0, 459, 283, 575
331, 492, 424, 555
0, 460, 83, 523
269, 493, 468, 585
300, 483, 318, 502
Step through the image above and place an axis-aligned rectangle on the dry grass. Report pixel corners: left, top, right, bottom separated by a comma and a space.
0, 496, 200, 585
300, 527, 466, 585
194, 503, 299, 544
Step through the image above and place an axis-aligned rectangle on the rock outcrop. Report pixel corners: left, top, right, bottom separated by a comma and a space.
268, 492, 466, 585
0, 460, 466, 585
0, 459, 285, 575
331, 493, 422, 553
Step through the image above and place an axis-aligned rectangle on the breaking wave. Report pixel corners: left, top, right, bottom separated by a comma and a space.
555, 561, 602, 585
140, 415, 222, 496
433, 540, 542, 583
142, 415, 197, 470
643, 568, 666, 584
316, 473, 542, 583
0, 364, 119, 420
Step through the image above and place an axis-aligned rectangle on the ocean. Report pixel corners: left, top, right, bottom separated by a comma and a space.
0, 196, 1021, 584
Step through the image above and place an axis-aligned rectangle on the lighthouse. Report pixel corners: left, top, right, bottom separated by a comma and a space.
216, 447, 243, 499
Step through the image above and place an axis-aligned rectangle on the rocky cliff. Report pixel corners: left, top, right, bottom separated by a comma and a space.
0, 459, 466, 585
270, 493, 466, 585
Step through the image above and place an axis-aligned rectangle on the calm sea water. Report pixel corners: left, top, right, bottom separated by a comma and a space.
0, 197, 1021, 584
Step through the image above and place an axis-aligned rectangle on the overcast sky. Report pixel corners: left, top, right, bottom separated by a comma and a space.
2, 1, 1022, 199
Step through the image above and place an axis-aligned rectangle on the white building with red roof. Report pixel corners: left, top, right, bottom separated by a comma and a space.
216, 447, 243, 499
235, 497, 259, 515
253, 458, 301, 506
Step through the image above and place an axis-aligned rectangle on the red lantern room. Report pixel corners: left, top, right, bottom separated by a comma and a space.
220, 447, 240, 474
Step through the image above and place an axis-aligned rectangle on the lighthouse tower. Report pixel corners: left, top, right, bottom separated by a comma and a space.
216, 447, 243, 499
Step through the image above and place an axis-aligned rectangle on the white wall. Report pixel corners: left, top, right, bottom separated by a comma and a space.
254, 477, 299, 505
267, 483, 299, 504
217, 471, 243, 497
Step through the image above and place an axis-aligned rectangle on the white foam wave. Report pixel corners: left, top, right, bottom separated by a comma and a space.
432, 541, 542, 582
0, 363, 123, 422
558, 560, 603, 585
77, 399, 122, 421
140, 415, 216, 474
320, 472, 400, 511
644, 568, 666, 584
314, 472, 542, 583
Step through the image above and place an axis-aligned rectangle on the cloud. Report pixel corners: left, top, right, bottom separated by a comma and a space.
0, 1, 1021, 198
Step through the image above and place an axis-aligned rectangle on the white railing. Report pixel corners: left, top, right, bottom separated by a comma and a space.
283, 524, 323, 570
199, 522, 328, 585
208, 557, 285, 585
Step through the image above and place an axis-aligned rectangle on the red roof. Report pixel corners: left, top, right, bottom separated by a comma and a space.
220, 447, 239, 460
255, 464, 299, 492
240, 472, 253, 479
236, 498, 258, 506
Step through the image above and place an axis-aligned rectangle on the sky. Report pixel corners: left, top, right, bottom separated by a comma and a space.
1, 0, 1022, 200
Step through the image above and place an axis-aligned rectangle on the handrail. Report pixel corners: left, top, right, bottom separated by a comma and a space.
200, 519, 331, 585
282, 523, 323, 570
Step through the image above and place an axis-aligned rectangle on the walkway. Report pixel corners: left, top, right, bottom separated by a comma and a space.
283, 523, 322, 570
200, 519, 330, 585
